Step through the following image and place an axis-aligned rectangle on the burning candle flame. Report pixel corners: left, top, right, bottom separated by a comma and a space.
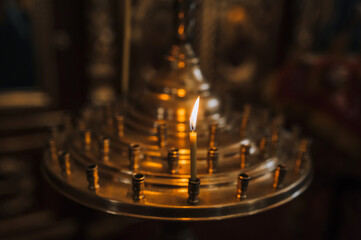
190, 96, 200, 132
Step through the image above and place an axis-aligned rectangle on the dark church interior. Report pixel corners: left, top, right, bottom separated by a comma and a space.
0, 0, 361, 239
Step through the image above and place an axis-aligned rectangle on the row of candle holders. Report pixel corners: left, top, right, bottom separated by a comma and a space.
49, 134, 310, 205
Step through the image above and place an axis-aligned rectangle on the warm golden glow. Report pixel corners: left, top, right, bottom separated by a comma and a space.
190, 96, 200, 131
176, 123, 186, 132
159, 93, 170, 101
178, 61, 185, 68
177, 108, 186, 122
227, 6, 246, 23
177, 89, 186, 97
178, 24, 184, 35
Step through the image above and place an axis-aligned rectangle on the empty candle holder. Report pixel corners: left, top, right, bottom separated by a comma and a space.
132, 173, 145, 200
273, 164, 287, 189
129, 143, 141, 170
86, 164, 99, 191
207, 147, 218, 174
58, 151, 71, 177
167, 147, 179, 174
236, 173, 250, 199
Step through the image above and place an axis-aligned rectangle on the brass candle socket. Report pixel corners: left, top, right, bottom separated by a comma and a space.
240, 104, 251, 138
273, 164, 287, 189
100, 138, 110, 162
208, 123, 218, 148
129, 143, 141, 170
240, 143, 250, 169
167, 147, 179, 174
115, 115, 124, 138
157, 122, 168, 148
207, 147, 218, 174
48, 137, 58, 162
236, 173, 250, 199
58, 151, 71, 177
295, 138, 311, 173
258, 136, 269, 159
187, 178, 200, 205
86, 164, 99, 191
81, 130, 92, 151
132, 173, 145, 201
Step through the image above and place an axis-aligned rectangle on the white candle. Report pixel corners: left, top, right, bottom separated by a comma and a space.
190, 131, 197, 181
190, 97, 200, 181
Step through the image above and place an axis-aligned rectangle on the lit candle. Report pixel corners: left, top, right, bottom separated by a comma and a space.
190, 97, 200, 181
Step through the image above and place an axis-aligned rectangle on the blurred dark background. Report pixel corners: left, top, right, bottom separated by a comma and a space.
0, 0, 360, 239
